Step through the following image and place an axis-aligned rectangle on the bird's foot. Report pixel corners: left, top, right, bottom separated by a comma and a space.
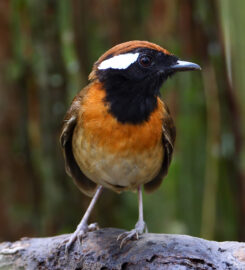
117, 220, 148, 248
65, 222, 99, 255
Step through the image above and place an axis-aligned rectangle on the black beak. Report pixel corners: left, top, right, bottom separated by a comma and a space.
170, 60, 201, 72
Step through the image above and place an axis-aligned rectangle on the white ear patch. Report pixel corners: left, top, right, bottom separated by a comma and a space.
98, 53, 139, 70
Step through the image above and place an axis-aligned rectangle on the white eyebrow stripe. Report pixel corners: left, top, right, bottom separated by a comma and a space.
98, 53, 139, 70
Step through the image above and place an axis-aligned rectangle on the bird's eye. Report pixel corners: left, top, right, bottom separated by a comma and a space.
139, 55, 152, 67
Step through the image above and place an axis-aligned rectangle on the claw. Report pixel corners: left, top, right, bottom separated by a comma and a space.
65, 229, 85, 256
77, 231, 83, 246
118, 229, 139, 248
88, 222, 99, 231
117, 220, 147, 248
117, 232, 126, 242
65, 222, 100, 256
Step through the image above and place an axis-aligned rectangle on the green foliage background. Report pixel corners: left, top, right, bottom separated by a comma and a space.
0, 0, 244, 242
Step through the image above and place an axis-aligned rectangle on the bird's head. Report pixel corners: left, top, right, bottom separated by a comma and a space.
89, 41, 201, 124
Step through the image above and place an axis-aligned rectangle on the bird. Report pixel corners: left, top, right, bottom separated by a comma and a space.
60, 40, 201, 251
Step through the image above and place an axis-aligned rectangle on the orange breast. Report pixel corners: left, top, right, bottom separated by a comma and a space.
78, 82, 163, 154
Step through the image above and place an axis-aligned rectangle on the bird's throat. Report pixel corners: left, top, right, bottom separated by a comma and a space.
101, 76, 161, 124
106, 92, 158, 124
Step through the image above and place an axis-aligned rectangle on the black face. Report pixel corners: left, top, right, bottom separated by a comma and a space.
96, 49, 178, 124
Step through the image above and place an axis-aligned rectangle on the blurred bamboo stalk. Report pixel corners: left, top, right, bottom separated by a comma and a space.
201, 65, 220, 239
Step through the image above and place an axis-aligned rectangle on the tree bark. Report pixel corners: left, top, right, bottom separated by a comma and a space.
0, 228, 244, 270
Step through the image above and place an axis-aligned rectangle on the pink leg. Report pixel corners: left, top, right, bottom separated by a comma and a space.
65, 185, 103, 253
117, 186, 148, 248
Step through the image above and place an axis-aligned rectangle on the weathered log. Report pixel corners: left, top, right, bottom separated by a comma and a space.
0, 228, 244, 270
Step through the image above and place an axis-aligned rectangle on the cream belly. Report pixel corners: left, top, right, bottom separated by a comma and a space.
72, 127, 164, 192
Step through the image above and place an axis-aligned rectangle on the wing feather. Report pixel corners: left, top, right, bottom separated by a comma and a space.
60, 87, 97, 197
144, 103, 176, 193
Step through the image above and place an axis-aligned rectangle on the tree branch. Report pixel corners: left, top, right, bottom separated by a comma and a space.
0, 228, 244, 269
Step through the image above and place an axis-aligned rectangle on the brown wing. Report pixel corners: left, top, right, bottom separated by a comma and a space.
60, 86, 97, 197
144, 103, 176, 193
